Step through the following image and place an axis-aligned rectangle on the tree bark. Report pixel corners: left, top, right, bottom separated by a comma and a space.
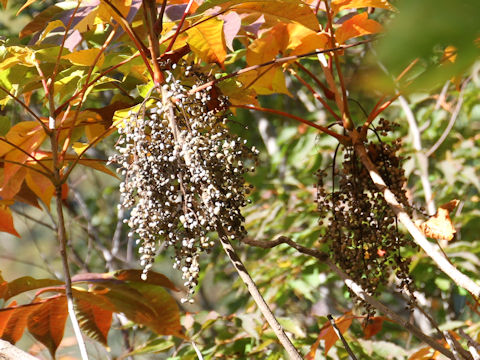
0, 340, 39, 360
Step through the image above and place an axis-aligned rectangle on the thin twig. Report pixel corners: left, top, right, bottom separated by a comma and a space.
327, 314, 358, 360
233, 104, 349, 143
189, 40, 373, 95
426, 82, 467, 157
459, 329, 480, 360
0, 85, 46, 130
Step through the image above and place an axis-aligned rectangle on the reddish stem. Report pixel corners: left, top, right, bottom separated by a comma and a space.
233, 104, 349, 144
165, 0, 195, 52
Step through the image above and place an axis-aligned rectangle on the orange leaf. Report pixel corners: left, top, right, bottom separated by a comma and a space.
0, 167, 27, 201
363, 316, 389, 338
197, 0, 320, 31
25, 170, 54, 209
0, 302, 43, 344
27, 295, 68, 357
0, 301, 17, 336
243, 23, 327, 95
76, 298, 112, 346
335, 12, 383, 44
0, 203, 20, 237
307, 311, 354, 358
420, 200, 459, 241
331, 0, 396, 14
409, 346, 437, 359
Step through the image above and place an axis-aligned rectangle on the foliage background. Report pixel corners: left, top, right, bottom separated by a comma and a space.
0, 0, 479, 359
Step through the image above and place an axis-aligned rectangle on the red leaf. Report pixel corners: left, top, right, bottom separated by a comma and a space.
27, 295, 68, 357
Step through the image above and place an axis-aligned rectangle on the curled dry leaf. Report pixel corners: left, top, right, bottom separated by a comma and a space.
420, 200, 459, 241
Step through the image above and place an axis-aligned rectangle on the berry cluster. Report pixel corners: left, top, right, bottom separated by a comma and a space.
111, 64, 257, 301
317, 120, 416, 313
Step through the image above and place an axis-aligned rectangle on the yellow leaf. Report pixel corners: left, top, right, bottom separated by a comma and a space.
0, 47, 36, 72
335, 12, 383, 44
25, 170, 54, 209
38, 20, 65, 43
237, 67, 290, 95
187, 18, 227, 64
72, 142, 89, 156
62, 49, 105, 68
331, 0, 396, 14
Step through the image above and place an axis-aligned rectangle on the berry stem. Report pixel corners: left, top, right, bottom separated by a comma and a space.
350, 129, 480, 299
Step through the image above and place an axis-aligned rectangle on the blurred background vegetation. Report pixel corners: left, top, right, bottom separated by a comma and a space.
0, 0, 479, 359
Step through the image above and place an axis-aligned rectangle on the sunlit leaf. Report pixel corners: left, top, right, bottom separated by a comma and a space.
38, 20, 66, 43
187, 18, 227, 64
331, 0, 396, 14
27, 295, 68, 357
197, 0, 320, 31
0, 301, 16, 336
72, 142, 89, 156
62, 49, 105, 68
335, 12, 383, 44
420, 200, 459, 241
71, 271, 183, 338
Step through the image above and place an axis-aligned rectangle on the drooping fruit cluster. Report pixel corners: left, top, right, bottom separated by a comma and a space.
110, 64, 258, 301
317, 119, 416, 313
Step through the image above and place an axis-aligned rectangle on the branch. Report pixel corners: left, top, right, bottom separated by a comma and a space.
217, 226, 303, 359
0, 340, 39, 360
327, 314, 358, 360
350, 129, 480, 298
241, 236, 456, 359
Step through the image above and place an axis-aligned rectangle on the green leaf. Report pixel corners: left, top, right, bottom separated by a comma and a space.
126, 338, 175, 356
